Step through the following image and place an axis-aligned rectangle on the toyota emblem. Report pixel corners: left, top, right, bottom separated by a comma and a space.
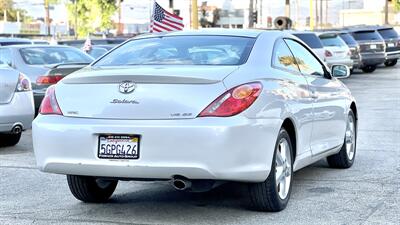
119, 81, 136, 94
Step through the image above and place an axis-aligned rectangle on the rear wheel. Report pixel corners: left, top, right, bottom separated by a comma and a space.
384, 59, 397, 67
327, 111, 357, 168
248, 128, 293, 212
0, 133, 22, 147
67, 175, 118, 203
361, 65, 377, 73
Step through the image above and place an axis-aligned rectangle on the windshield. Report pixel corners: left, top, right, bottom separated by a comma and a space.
319, 35, 346, 47
93, 36, 255, 66
20, 47, 93, 65
292, 33, 323, 48
352, 31, 383, 41
378, 28, 399, 39
339, 33, 358, 45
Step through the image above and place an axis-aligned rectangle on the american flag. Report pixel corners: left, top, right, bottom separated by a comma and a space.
150, 2, 184, 33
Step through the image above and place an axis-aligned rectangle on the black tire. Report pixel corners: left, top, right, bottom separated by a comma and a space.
349, 68, 354, 74
384, 59, 397, 67
327, 111, 357, 169
248, 128, 293, 212
0, 133, 22, 147
361, 65, 376, 73
67, 175, 118, 203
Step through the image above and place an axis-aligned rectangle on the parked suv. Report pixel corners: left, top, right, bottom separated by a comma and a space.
346, 27, 386, 73
376, 26, 400, 67
318, 32, 353, 70
291, 31, 326, 61
338, 32, 362, 71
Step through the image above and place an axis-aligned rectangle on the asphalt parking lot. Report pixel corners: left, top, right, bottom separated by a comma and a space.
0, 65, 399, 225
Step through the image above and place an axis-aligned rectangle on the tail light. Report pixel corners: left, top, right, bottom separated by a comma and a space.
325, 50, 333, 57
36, 74, 63, 85
15, 73, 32, 92
39, 85, 63, 115
198, 82, 262, 117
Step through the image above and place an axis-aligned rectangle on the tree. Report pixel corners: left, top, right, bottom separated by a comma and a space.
67, 0, 117, 38
0, 0, 30, 22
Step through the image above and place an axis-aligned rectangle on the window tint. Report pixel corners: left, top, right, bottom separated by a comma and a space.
378, 28, 399, 39
272, 39, 299, 73
319, 34, 346, 47
292, 33, 323, 48
284, 39, 325, 76
19, 47, 93, 65
352, 31, 383, 41
0, 48, 12, 65
339, 33, 358, 45
94, 36, 255, 66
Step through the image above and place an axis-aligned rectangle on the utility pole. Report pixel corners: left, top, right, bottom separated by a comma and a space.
249, 0, 254, 28
117, 0, 122, 35
384, 0, 389, 24
285, 0, 290, 17
192, 0, 198, 29
309, 0, 314, 30
319, 0, 322, 28
44, 0, 51, 36
315, 0, 318, 29
74, 0, 77, 39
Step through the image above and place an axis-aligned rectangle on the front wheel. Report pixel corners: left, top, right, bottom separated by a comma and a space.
0, 133, 22, 147
384, 59, 397, 67
67, 175, 118, 203
361, 65, 377, 73
248, 128, 293, 212
327, 111, 357, 168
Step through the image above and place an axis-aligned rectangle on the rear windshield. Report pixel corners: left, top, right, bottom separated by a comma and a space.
378, 28, 399, 39
292, 33, 323, 48
352, 31, 383, 41
339, 33, 358, 45
319, 35, 346, 47
93, 36, 255, 66
20, 47, 93, 65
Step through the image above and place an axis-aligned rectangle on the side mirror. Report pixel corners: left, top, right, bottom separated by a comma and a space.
331, 65, 350, 79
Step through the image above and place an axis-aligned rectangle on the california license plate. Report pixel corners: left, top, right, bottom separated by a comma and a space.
370, 44, 377, 49
98, 135, 140, 159
388, 43, 395, 47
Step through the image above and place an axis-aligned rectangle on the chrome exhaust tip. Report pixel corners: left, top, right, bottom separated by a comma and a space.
171, 178, 192, 191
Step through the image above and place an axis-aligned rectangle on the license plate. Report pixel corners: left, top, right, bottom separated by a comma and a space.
370, 44, 377, 49
98, 135, 140, 159
388, 43, 395, 47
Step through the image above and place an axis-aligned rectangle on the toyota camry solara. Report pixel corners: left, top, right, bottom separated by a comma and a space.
33, 29, 358, 212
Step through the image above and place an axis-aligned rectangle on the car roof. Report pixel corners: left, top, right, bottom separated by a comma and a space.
343, 26, 378, 33
136, 29, 267, 39
0, 44, 77, 49
0, 37, 32, 43
288, 30, 318, 35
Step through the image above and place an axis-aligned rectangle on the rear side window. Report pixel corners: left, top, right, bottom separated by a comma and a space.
0, 41, 31, 46
319, 35, 346, 47
19, 47, 93, 65
352, 31, 383, 41
94, 36, 255, 66
272, 39, 300, 73
292, 33, 323, 48
378, 28, 399, 39
284, 39, 325, 77
339, 33, 358, 45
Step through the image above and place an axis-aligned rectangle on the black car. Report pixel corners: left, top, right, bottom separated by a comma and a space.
338, 32, 362, 71
376, 26, 400, 67
345, 27, 386, 73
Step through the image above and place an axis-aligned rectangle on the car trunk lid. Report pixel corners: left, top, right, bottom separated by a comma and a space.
56, 65, 238, 119
0, 67, 19, 104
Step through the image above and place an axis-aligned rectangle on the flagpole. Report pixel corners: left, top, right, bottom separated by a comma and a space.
149, 0, 155, 32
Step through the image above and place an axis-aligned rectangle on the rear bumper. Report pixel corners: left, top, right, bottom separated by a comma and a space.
0, 91, 34, 132
386, 50, 400, 60
326, 58, 354, 69
360, 53, 386, 66
33, 115, 281, 182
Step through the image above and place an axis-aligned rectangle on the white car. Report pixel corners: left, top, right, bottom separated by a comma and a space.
0, 63, 34, 147
33, 29, 358, 212
318, 32, 354, 70
291, 31, 326, 61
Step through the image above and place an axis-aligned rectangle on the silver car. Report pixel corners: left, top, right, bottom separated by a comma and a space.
318, 32, 354, 70
0, 45, 93, 111
0, 63, 34, 147
33, 29, 357, 212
